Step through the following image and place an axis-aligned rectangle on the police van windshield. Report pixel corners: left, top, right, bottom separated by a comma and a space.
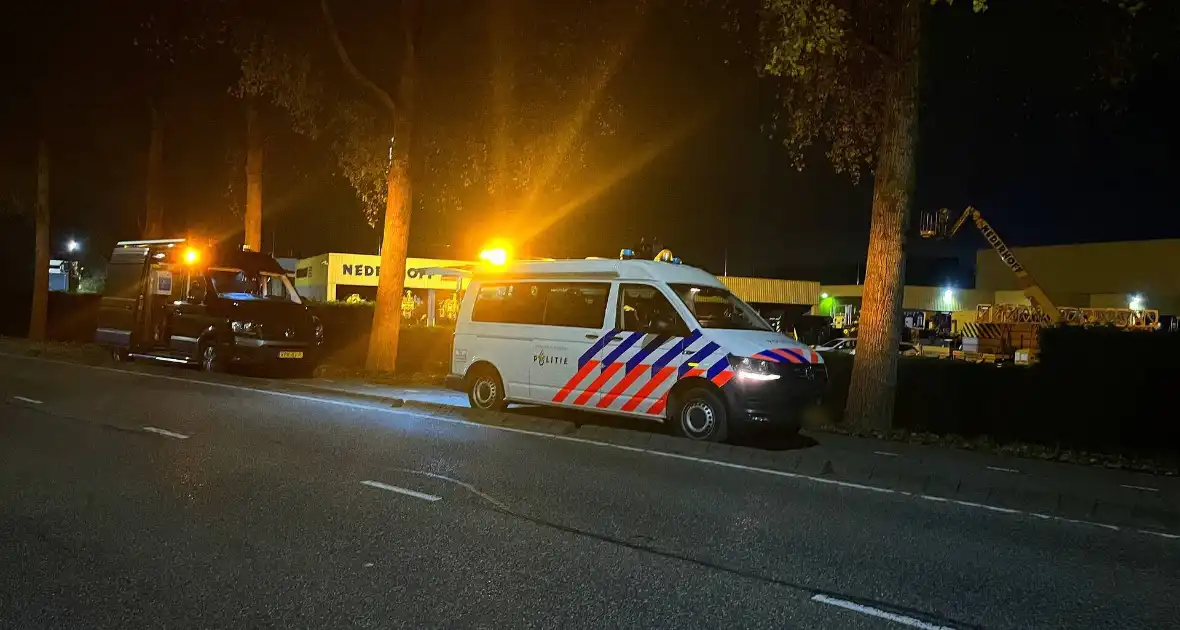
209, 268, 302, 304
670, 284, 771, 332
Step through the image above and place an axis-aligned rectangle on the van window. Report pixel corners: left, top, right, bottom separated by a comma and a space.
472, 282, 609, 327
542, 283, 609, 328
106, 263, 143, 300
472, 283, 544, 325
209, 268, 302, 304
670, 284, 772, 332
618, 284, 690, 336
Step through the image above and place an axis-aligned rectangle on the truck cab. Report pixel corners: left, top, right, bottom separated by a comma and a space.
95, 239, 322, 374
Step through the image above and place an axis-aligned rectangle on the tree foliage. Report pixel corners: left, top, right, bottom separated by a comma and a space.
201, 0, 635, 237
750, 0, 1168, 429
756, 0, 1161, 183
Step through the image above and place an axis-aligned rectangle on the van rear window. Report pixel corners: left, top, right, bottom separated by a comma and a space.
472, 282, 608, 328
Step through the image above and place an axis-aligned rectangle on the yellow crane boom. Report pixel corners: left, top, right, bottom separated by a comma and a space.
922, 206, 1063, 323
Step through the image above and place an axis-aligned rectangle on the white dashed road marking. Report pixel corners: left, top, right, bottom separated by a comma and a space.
142, 427, 190, 440
1122, 484, 1159, 492
12, 396, 42, 404
810, 594, 958, 630
986, 466, 1020, 474
874, 451, 899, 457
2, 352, 1176, 543
360, 480, 442, 502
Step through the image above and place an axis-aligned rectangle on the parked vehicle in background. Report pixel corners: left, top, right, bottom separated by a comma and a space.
814, 337, 856, 354
444, 254, 827, 442
96, 239, 323, 375
814, 337, 921, 357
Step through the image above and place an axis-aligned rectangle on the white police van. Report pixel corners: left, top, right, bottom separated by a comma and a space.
443, 253, 826, 442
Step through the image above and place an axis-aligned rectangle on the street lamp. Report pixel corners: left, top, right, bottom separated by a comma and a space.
67, 239, 80, 253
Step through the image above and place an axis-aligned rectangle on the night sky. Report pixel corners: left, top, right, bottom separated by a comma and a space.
2, 0, 1177, 292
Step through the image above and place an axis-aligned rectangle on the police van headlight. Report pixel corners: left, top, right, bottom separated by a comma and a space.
732, 355, 780, 381
231, 321, 259, 336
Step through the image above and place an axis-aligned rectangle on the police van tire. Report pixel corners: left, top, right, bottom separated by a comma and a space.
672, 387, 729, 443
467, 365, 507, 411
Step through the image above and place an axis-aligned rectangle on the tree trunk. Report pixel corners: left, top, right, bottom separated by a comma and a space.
245, 99, 263, 252
365, 2, 416, 373
843, 0, 921, 430
144, 99, 165, 239
29, 140, 50, 342
366, 123, 412, 372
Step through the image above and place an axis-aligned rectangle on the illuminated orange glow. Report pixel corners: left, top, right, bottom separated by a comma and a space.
184, 248, 200, 264
487, 5, 651, 235
480, 248, 509, 266
515, 105, 714, 246
479, 239, 513, 266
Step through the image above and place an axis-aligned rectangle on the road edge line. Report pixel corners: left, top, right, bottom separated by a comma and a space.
2, 351, 1177, 542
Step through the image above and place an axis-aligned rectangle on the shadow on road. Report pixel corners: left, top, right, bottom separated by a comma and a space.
252, 367, 822, 454
505, 404, 819, 453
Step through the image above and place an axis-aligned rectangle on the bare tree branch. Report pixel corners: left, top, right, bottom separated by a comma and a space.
320, 0, 400, 117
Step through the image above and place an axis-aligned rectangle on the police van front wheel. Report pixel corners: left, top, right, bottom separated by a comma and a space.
672, 387, 729, 443
467, 366, 506, 411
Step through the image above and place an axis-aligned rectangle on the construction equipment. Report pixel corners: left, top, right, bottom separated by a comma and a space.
920, 206, 1159, 362
921, 207, 1063, 322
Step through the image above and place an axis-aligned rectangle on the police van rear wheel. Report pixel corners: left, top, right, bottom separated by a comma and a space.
672, 387, 728, 443
467, 366, 506, 411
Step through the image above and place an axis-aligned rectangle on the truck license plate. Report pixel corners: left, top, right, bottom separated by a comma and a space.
278, 351, 304, 359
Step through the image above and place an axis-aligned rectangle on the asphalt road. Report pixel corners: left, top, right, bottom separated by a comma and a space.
2, 353, 1178, 629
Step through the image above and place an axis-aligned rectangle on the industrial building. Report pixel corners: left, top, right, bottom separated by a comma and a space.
974, 238, 1180, 315
293, 252, 820, 328
293, 237, 1178, 335
818, 237, 1180, 335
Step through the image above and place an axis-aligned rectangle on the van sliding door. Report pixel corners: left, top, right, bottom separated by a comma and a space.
96, 247, 150, 349
528, 282, 613, 405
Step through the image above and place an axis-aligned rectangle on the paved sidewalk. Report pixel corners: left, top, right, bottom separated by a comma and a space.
287, 377, 468, 407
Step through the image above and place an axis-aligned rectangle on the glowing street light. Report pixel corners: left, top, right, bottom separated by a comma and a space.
1129, 294, 1145, 310
184, 248, 200, 264
66, 239, 80, 253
